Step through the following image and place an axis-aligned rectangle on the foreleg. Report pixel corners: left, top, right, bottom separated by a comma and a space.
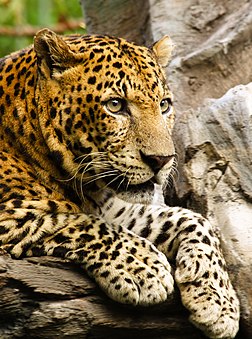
0, 199, 173, 307
101, 198, 240, 338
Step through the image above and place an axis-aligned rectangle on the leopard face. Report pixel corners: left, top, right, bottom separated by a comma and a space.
0, 29, 175, 203
33, 30, 175, 203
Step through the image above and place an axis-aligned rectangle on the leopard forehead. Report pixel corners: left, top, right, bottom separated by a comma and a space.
55, 35, 169, 103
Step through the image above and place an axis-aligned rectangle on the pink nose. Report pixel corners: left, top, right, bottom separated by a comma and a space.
140, 150, 174, 174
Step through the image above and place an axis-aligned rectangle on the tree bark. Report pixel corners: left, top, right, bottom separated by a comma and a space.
80, 0, 152, 45
0, 252, 204, 338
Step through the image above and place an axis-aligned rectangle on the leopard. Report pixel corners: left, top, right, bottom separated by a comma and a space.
0, 28, 239, 338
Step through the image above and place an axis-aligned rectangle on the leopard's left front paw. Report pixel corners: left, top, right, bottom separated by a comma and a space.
175, 245, 239, 338
182, 280, 240, 339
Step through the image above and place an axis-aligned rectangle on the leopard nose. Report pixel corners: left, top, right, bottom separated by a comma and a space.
140, 150, 174, 174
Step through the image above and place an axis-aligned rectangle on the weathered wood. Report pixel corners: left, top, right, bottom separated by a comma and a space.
0, 253, 206, 339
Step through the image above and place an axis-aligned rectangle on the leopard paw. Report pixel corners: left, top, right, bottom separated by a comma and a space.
83, 236, 174, 306
175, 241, 239, 338
188, 286, 240, 339
177, 271, 239, 338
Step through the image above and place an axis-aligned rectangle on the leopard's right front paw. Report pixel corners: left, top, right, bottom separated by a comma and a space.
83, 236, 174, 306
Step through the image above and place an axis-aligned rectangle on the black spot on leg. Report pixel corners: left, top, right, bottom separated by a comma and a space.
53, 233, 70, 244
140, 225, 151, 238
184, 224, 197, 233
202, 235, 211, 245
114, 207, 126, 218
110, 276, 120, 284
100, 271, 110, 278
128, 218, 136, 230
89, 243, 103, 251
86, 94, 93, 102
113, 62, 122, 69
93, 65, 102, 72
202, 271, 209, 279
31, 245, 46, 256
87, 262, 103, 272
155, 232, 170, 246
99, 252, 108, 260
134, 267, 145, 274
98, 223, 109, 238
6, 74, 14, 86
0, 226, 7, 234
0, 86, 4, 98
177, 217, 188, 227
195, 260, 200, 274
111, 250, 120, 260
126, 256, 134, 264
161, 220, 173, 231
188, 239, 200, 244
116, 264, 124, 269
53, 246, 68, 257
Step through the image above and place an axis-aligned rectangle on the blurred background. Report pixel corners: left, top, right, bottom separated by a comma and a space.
0, 0, 84, 57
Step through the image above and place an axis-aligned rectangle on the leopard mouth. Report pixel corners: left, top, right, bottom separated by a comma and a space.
126, 179, 155, 191
104, 173, 156, 193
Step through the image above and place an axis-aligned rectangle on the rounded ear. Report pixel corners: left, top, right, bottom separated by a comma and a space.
34, 28, 80, 75
152, 35, 174, 68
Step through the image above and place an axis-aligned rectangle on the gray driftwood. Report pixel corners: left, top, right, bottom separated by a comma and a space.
0, 252, 205, 338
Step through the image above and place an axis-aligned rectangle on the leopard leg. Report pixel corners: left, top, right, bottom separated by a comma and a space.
100, 196, 240, 339
0, 199, 173, 306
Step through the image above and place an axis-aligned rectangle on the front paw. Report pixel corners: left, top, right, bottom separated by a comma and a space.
175, 247, 239, 338
179, 278, 239, 338
85, 235, 174, 306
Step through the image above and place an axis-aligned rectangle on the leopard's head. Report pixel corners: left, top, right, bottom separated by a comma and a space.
34, 29, 175, 203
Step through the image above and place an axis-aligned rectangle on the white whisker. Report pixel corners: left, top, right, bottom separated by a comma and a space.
101, 172, 126, 191
83, 170, 119, 186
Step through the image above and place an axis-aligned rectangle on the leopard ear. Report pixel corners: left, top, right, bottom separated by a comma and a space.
152, 35, 174, 68
34, 28, 79, 76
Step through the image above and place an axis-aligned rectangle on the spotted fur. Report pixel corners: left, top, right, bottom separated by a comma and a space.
0, 29, 239, 338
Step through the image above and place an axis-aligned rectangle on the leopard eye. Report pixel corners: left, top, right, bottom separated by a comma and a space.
105, 98, 125, 114
160, 98, 172, 114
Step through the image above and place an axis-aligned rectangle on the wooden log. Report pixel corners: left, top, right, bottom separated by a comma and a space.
0, 252, 206, 338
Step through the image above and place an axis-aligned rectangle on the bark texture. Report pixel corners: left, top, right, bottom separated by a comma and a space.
80, 0, 152, 45
0, 253, 203, 339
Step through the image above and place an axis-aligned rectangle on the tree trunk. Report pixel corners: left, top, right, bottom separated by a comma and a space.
80, 0, 152, 45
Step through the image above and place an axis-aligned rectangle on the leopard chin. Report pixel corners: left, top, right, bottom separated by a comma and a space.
115, 176, 168, 205
94, 169, 168, 204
